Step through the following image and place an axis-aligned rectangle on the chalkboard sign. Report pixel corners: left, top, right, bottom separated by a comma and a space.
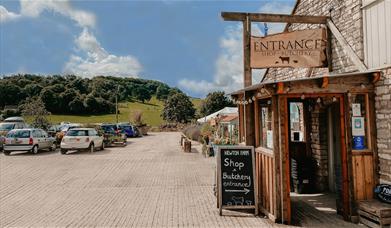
375, 184, 391, 204
217, 146, 258, 215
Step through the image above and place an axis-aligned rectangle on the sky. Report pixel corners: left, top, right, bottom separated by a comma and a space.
0, 0, 295, 98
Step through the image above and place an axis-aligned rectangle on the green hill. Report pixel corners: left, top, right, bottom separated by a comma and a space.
46, 97, 202, 126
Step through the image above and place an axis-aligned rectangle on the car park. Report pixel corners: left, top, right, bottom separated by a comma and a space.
60, 128, 104, 154
0, 117, 28, 151
3, 129, 56, 155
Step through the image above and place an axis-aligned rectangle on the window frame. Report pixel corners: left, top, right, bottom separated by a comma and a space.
351, 93, 373, 153
257, 98, 274, 151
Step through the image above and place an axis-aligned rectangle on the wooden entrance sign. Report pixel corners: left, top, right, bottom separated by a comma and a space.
217, 146, 258, 216
250, 29, 328, 68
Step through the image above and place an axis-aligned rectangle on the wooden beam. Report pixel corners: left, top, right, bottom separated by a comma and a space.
277, 82, 284, 94
321, 77, 329, 88
243, 16, 252, 87
326, 19, 367, 72
372, 72, 381, 83
221, 12, 329, 24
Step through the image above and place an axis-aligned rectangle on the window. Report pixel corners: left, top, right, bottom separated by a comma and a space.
88, 130, 98, 136
7, 130, 30, 138
289, 102, 305, 142
259, 99, 273, 149
32, 130, 41, 138
363, 0, 391, 68
351, 94, 370, 150
67, 130, 87, 136
40, 130, 48, 138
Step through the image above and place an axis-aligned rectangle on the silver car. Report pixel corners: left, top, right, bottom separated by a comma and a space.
3, 129, 56, 155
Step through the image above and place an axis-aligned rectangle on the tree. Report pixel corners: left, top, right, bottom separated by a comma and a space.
200, 91, 235, 116
40, 87, 61, 113
69, 96, 85, 114
162, 93, 195, 123
156, 84, 170, 100
20, 97, 51, 130
132, 86, 151, 103
0, 83, 25, 108
24, 84, 43, 97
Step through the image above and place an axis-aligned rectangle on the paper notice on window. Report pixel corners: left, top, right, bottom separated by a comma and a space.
352, 103, 361, 117
352, 117, 365, 136
267, 130, 273, 149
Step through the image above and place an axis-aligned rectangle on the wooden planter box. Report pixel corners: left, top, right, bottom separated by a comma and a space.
358, 200, 391, 228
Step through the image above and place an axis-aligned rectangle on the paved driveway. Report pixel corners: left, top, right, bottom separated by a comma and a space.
0, 132, 277, 227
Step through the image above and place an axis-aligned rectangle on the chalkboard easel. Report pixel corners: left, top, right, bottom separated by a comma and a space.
217, 146, 258, 216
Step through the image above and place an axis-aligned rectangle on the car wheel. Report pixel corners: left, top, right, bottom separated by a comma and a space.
4, 150, 10, 156
49, 143, 56, 151
32, 145, 39, 154
60, 149, 67, 155
100, 142, 105, 151
89, 143, 95, 153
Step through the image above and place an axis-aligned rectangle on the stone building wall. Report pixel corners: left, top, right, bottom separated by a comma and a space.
376, 68, 391, 184
263, 0, 391, 184
310, 105, 329, 191
264, 0, 364, 82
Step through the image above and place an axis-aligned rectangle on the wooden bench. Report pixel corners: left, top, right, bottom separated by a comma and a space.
358, 200, 391, 228
180, 134, 191, 153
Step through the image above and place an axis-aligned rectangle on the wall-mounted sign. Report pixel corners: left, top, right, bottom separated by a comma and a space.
250, 28, 328, 68
352, 103, 361, 117
217, 146, 257, 216
352, 117, 365, 136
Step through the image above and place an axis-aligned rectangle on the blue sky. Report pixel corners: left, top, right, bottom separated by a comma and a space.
0, 0, 295, 98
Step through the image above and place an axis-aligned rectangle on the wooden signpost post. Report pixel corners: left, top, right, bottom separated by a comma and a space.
217, 146, 258, 216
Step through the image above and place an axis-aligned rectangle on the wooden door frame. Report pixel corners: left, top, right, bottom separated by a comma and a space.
281, 93, 350, 223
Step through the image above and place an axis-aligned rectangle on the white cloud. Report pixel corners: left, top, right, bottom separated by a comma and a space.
64, 29, 142, 78
1, 1, 143, 78
179, 1, 293, 97
19, 0, 95, 28
179, 24, 244, 96
0, 5, 21, 22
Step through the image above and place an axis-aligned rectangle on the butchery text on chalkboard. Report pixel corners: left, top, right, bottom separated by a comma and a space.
217, 146, 258, 216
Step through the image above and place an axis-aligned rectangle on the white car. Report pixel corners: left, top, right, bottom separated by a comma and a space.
3, 129, 56, 155
60, 128, 104, 154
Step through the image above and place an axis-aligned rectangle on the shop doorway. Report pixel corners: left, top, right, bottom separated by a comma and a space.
287, 97, 348, 226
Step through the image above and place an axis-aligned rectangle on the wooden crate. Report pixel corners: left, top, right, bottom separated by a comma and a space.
358, 200, 391, 228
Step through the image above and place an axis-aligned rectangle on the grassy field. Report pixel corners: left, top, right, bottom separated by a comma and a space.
46, 97, 202, 127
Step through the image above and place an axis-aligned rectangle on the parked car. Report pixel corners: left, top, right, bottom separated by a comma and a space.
3, 129, 56, 155
60, 128, 104, 154
55, 123, 81, 144
47, 124, 61, 137
117, 123, 141, 137
133, 126, 141, 137
3, 116, 26, 123
0, 117, 28, 151
100, 124, 127, 146
117, 123, 135, 137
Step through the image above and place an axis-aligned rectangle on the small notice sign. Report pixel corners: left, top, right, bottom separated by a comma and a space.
217, 146, 257, 216
352, 103, 361, 117
352, 117, 365, 136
